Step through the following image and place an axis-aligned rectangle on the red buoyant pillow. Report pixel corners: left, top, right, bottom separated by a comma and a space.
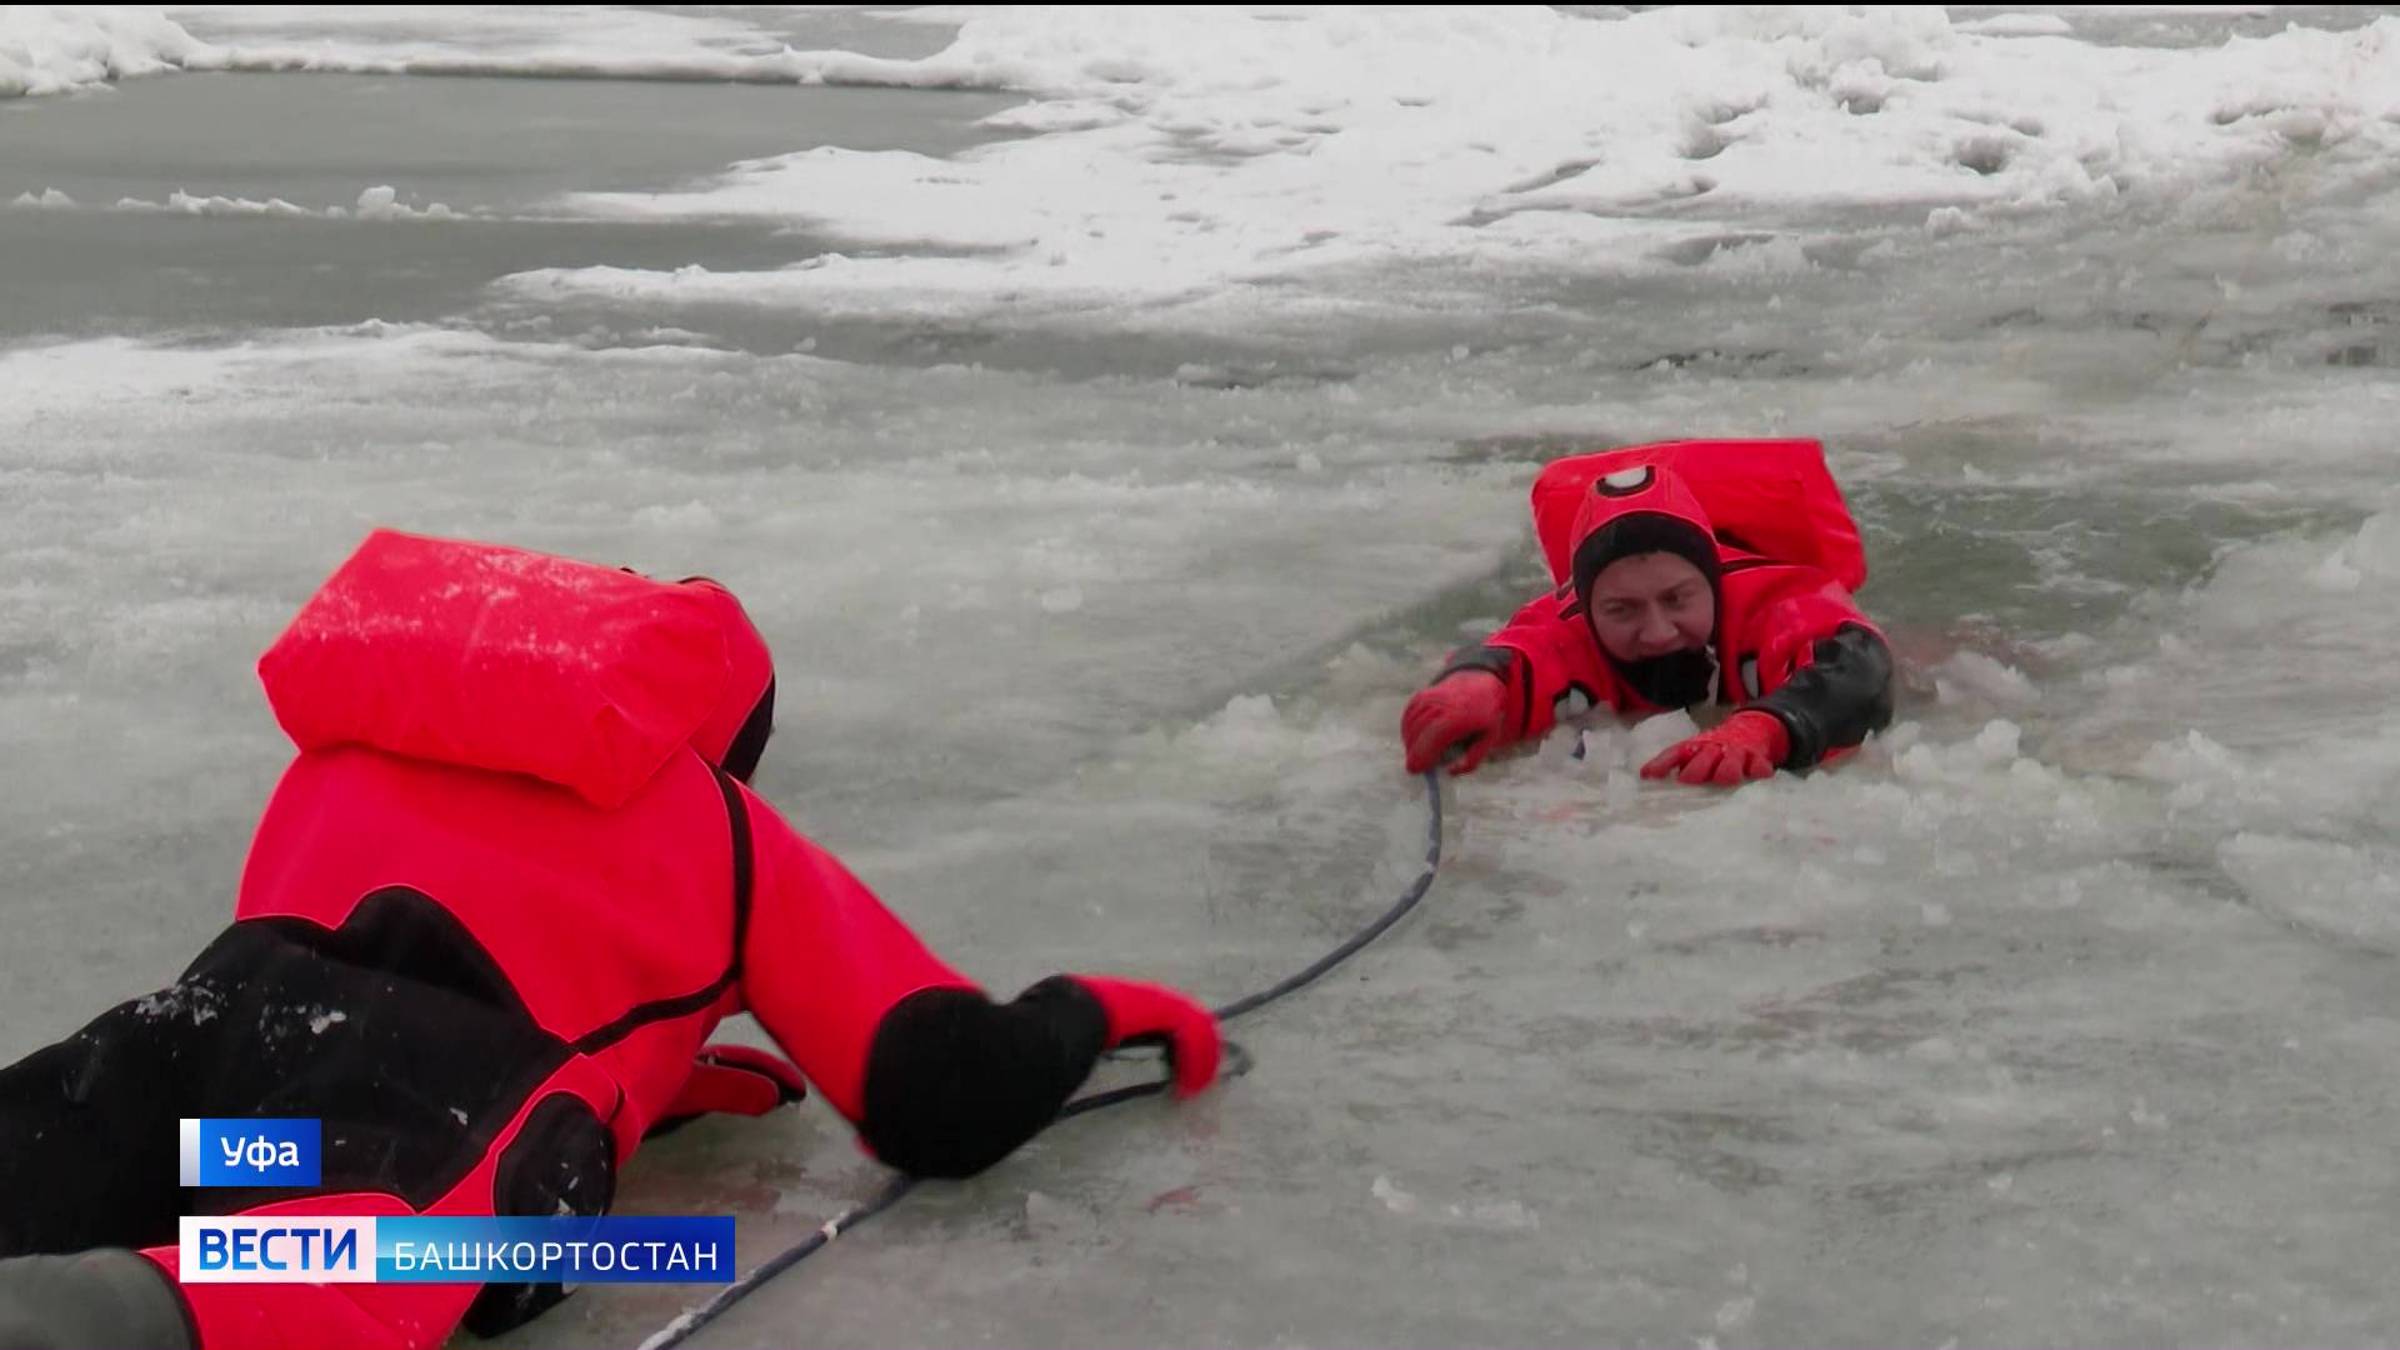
258, 529, 734, 809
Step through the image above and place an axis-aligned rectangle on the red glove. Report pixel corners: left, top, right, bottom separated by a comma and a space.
1402, 671, 1509, 775
1640, 711, 1789, 787
1072, 975, 1221, 1097
646, 1044, 809, 1139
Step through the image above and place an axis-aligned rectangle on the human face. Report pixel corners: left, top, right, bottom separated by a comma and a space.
1585, 552, 1715, 663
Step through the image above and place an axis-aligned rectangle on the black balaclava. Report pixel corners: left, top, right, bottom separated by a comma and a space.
1570, 508, 1725, 710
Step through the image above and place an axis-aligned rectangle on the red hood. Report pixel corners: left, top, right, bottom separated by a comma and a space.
1558, 461, 1723, 602
1531, 438, 1868, 592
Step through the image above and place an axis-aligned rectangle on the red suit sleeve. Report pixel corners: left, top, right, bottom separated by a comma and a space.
733, 793, 975, 1126
1739, 575, 1894, 768
1449, 586, 1621, 747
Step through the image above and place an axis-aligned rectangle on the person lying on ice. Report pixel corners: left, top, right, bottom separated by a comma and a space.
1402, 439, 1895, 787
0, 529, 1221, 1350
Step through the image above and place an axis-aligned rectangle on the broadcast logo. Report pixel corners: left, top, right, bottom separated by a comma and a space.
176, 1118, 734, 1285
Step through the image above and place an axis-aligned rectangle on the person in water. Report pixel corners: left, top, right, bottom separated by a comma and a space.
1402, 439, 1894, 786
0, 529, 1221, 1350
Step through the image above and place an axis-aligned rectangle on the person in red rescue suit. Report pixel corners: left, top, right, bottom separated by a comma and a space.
1402, 439, 1895, 786
0, 529, 1222, 1350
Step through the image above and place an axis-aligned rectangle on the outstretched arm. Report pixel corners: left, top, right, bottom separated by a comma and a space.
736, 792, 1218, 1179
1403, 585, 1614, 775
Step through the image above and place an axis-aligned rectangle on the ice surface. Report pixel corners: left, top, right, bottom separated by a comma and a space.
0, 7, 210, 98
6, 7, 2400, 1348
505, 8, 2400, 324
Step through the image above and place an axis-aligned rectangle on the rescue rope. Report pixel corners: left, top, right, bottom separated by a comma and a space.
640, 769, 1446, 1350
